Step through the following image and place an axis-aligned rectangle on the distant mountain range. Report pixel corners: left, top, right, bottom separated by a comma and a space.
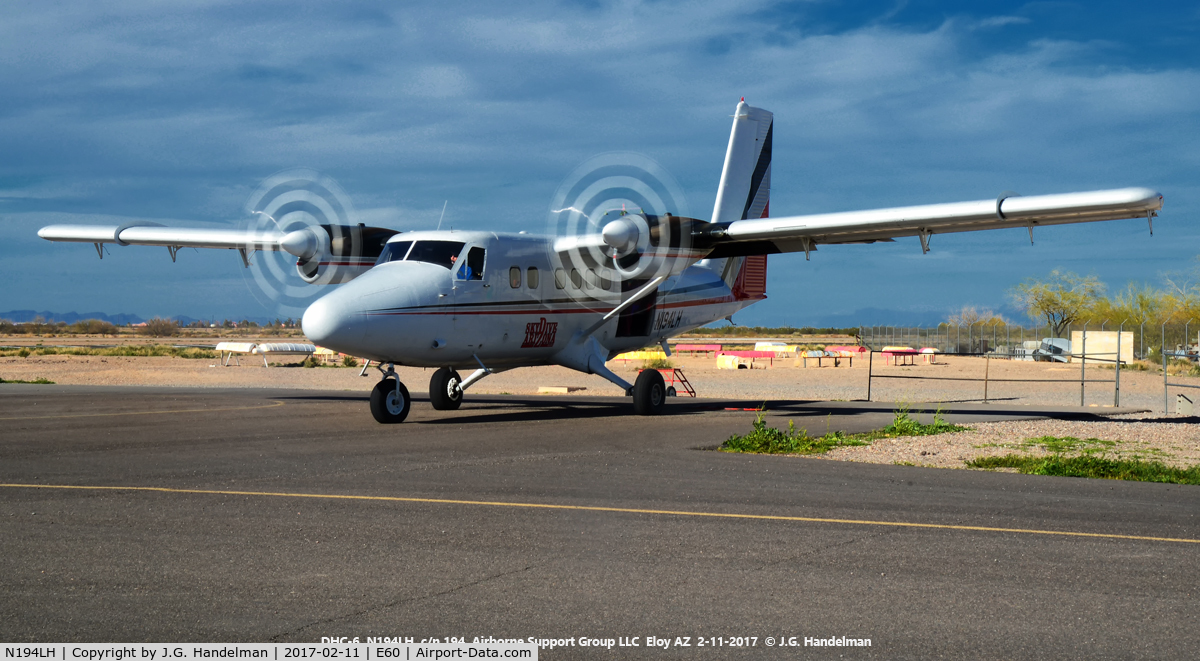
2, 307, 1033, 329
0, 310, 278, 326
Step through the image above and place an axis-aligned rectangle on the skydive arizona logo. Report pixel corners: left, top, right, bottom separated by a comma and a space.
521, 317, 558, 348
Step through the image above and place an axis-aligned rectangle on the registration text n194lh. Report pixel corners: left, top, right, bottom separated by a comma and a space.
38, 101, 1163, 423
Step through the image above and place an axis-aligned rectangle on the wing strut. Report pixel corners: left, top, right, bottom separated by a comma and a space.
918, 230, 931, 254
602, 275, 667, 321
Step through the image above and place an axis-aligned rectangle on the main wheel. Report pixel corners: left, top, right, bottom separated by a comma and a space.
429, 367, 464, 410
370, 378, 411, 424
633, 369, 667, 415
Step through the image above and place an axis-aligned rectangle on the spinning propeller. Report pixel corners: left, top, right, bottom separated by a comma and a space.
241, 169, 388, 318
546, 153, 710, 313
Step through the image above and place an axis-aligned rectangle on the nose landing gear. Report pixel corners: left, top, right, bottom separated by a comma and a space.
369, 363, 411, 424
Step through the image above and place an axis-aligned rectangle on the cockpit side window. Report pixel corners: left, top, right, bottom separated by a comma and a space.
406, 241, 467, 269
375, 240, 412, 265
465, 247, 485, 280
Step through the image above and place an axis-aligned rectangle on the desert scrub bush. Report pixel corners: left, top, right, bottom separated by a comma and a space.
138, 318, 180, 337
341, 355, 359, 367
70, 319, 119, 335
642, 356, 674, 370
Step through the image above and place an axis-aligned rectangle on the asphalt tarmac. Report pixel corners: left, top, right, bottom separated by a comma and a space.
1, 385, 1197, 658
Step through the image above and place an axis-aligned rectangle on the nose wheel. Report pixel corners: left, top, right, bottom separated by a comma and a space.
429, 367, 464, 410
370, 374, 411, 424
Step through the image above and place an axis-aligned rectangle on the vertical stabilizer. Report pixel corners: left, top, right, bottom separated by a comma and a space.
711, 101, 773, 225
708, 100, 773, 289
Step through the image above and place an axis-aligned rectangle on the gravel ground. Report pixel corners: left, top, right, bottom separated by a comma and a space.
822, 415, 1200, 470
4, 351, 1199, 471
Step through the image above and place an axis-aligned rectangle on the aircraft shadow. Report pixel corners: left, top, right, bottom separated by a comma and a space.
276, 393, 1137, 425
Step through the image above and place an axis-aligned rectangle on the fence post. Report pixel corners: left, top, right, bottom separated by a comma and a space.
984, 354, 990, 403
866, 350, 873, 402
1080, 323, 1087, 407
1163, 323, 1168, 415
1115, 320, 1124, 407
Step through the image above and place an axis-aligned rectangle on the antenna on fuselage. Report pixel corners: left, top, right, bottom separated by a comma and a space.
435, 200, 448, 231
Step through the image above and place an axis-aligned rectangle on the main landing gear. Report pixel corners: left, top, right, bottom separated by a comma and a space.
429, 367, 463, 410
632, 369, 666, 416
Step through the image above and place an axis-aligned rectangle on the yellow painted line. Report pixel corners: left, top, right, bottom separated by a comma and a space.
2, 483, 1197, 545
0, 400, 285, 421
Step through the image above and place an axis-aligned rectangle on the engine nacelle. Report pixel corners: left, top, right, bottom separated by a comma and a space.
286, 224, 399, 284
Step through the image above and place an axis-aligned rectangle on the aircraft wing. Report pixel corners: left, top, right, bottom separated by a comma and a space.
38, 223, 291, 252
36, 221, 398, 284
704, 187, 1163, 257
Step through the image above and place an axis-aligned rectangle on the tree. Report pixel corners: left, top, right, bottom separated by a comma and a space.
945, 306, 1008, 328
139, 318, 180, 337
1010, 270, 1105, 337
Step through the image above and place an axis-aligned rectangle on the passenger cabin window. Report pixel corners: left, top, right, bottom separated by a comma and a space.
509, 266, 522, 288
406, 241, 466, 269
527, 267, 539, 289
570, 268, 582, 289
554, 268, 566, 289
375, 240, 413, 265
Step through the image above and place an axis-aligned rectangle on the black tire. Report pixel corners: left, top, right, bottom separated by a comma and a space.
633, 369, 667, 415
666, 386, 677, 397
370, 378, 410, 424
429, 367, 463, 411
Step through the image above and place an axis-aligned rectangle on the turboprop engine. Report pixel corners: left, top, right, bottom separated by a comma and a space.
279, 223, 399, 284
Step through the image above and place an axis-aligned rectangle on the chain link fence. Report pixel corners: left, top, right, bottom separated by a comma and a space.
858, 322, 1200, 361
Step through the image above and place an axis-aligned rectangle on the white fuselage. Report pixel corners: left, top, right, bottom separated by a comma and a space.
301, 230, 761, 370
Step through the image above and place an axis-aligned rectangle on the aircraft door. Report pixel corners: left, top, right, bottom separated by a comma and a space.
451, 245, 488, 352
615, 278, 657, 338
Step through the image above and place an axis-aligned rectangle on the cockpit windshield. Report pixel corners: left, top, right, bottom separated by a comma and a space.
375, 240, 466, 270
408, 241, 466, 269
375, 241, 412, 265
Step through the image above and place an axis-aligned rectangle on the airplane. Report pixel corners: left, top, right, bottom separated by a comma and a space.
38, 101, 1164, 423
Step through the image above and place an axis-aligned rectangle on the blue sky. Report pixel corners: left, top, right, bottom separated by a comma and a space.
2, 1, 1198, 326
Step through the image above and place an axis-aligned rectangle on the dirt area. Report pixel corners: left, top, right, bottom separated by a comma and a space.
3, 348, 1199, 471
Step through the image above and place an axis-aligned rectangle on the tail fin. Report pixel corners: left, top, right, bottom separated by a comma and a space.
712, 100, 773, 225
710, 100, 772, 289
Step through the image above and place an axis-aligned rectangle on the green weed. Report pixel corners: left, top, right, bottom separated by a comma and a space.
0, 377, 54, 384
719, 405, 967, 456
720, 413, 867, 454
0, 345, 216, 359
876, 405, 969, 438
967, 455, 1200, 485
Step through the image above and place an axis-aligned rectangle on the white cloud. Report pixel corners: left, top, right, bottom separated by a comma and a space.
2, 1, 1197, 322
